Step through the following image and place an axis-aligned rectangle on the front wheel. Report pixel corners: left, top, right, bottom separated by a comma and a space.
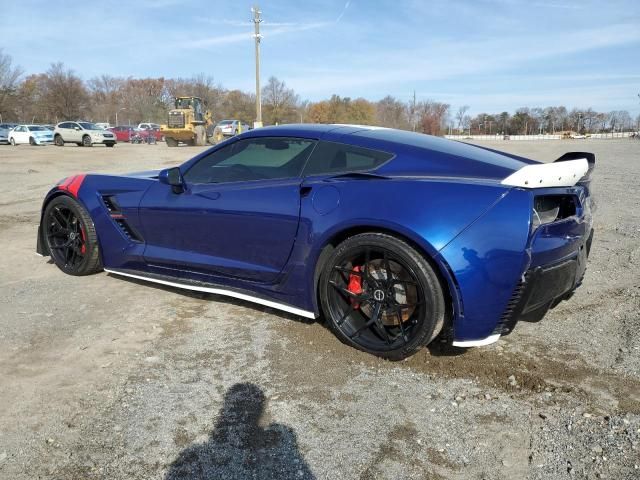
54, 135, 64, 146
319, 233, 445, 360
9, 138, 16, 146
29, 137, 36, 146
42, 195, 102, 276
82, 135, 92, 147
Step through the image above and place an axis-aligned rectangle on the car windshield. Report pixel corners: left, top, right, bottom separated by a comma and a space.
28, 126, 47, 131
79, 122, 101, 130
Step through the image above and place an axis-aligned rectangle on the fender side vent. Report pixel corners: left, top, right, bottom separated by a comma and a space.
102, 195, 121, 213
114, 218, 143, 242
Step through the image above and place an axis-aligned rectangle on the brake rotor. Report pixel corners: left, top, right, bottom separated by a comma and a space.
360, 259, 418, 326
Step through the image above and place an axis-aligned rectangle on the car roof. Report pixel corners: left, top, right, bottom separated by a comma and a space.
248, 124, 536, 179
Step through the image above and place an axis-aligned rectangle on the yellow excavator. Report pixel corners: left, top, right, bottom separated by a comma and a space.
160, 96, 215, 147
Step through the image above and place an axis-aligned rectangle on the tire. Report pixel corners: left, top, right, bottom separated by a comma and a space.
319, 233, 445, 360
9, 137, 15, 146
42, 195, 102, 276
165, 137, 178, 147
82, 135, 92, 147
195, 125, 207, 146
54, 135, 64, 146
29, 137, 36, 146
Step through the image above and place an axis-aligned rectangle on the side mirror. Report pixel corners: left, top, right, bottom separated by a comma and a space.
74, 127, 80, 131
159, 167, 184, 194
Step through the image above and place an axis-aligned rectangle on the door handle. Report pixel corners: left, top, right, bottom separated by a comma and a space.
198, 191, 221, 200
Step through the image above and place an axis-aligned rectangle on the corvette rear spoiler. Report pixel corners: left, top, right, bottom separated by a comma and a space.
501, 151, 595, 188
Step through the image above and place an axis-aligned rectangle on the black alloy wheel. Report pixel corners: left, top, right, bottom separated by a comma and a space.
320, 233, 445, 360
43, 196, 102, 276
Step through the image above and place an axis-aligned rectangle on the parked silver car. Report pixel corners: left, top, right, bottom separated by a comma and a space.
53, 121, 116, 147
0, 123, 18, 144
216, 119, 251, 137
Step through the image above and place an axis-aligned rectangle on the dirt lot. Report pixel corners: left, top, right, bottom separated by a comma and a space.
0, 139, 638, 479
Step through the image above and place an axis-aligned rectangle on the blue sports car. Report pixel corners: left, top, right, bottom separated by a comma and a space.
36, 125, 594, 359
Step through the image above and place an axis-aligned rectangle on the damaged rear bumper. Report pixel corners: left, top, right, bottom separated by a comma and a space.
495, 228, 593, 335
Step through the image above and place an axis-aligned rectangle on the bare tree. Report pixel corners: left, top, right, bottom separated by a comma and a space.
376, 95, 409, 129
42, 63, 89, 121
0, 49, 23, 120
455, 105, 469, 132
262, 76, 299, 125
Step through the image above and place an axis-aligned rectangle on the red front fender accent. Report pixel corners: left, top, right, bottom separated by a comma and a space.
58, 174, 86, 198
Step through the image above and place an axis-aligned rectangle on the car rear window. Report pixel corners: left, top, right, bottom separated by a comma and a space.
302, 140, 393, 176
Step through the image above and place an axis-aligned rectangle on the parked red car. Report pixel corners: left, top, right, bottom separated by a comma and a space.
108, 126, 136, 142
137, 126, 164, 142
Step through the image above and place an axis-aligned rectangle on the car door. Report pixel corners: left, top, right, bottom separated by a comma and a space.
138, 136, 317, 283
14, 126, 28, 144
65, 122, 80, 142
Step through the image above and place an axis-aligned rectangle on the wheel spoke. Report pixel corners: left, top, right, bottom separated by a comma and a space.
383, 250, 393, 287
348, 303, 380, 339
336, 304, 355, 327
391, 305, 409, 345
370, 303, 392, 345
329, 280, 368, 301
333, 266, 364, 277
51, 209, 68, 230
363, 248, 371, 283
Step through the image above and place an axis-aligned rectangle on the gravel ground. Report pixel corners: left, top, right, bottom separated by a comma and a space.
0, 139, 638, 479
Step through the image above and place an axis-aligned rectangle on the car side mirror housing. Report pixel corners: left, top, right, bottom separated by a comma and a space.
74, 127, 80, 131
159, 167, 184, 194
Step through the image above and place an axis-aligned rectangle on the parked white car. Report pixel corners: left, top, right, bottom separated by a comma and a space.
8, 125, 54, 145
54, 121, 116, 147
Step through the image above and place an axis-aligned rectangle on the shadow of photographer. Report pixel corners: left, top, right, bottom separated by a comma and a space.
165, 382, 315, 479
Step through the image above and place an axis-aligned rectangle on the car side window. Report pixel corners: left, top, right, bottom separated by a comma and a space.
183, 137, 316, 184
302, 140, 393, 176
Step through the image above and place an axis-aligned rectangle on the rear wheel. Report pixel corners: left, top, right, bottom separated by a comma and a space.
9, 137, 15, 146
165, 137, 178, 147
54, 135, 64, 146
43, 195, 102, 276
319, 233, 445, 360
29, 137, 36, 146
82, 135, 92, 147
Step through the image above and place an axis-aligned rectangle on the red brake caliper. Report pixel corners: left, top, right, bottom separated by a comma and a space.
80, 227, 86, 254
347, 266, 363, 309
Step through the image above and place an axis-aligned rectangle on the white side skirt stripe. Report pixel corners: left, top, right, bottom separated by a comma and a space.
104, 269, 317, 319
452, 333, 501, 347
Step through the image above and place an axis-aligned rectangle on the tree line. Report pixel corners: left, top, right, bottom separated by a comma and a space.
0, 50, 637, 135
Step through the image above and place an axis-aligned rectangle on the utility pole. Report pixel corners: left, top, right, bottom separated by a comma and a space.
252, 5, 263, 127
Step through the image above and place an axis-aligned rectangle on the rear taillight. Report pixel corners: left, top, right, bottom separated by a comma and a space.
531, 195, 578, 230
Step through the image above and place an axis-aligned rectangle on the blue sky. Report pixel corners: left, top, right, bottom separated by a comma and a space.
2, 0, 639, 116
